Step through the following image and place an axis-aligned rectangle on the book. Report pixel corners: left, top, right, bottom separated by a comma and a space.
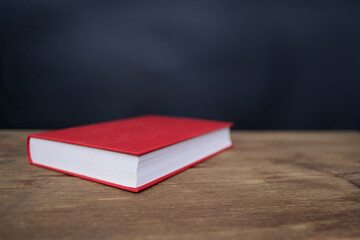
27, 115, 233, 192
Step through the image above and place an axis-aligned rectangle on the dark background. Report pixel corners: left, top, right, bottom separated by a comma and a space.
1, 1, 359, 129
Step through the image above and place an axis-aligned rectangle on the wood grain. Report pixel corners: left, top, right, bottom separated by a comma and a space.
0, 130, 359, 240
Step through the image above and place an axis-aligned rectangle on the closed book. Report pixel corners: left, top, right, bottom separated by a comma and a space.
27, 115, 233, 192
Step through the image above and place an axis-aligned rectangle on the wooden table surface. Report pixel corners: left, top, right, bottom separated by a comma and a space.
1, 130, 360, 240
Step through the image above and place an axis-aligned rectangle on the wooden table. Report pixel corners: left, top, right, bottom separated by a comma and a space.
1, 130, 359, 240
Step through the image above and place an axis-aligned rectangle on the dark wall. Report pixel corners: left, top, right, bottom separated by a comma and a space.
1, 1, 360, 129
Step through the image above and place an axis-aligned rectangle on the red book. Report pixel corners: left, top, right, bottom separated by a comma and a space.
28, 115, 233, 192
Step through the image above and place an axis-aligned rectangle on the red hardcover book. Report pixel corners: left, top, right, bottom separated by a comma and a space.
27, 115, 233, 192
